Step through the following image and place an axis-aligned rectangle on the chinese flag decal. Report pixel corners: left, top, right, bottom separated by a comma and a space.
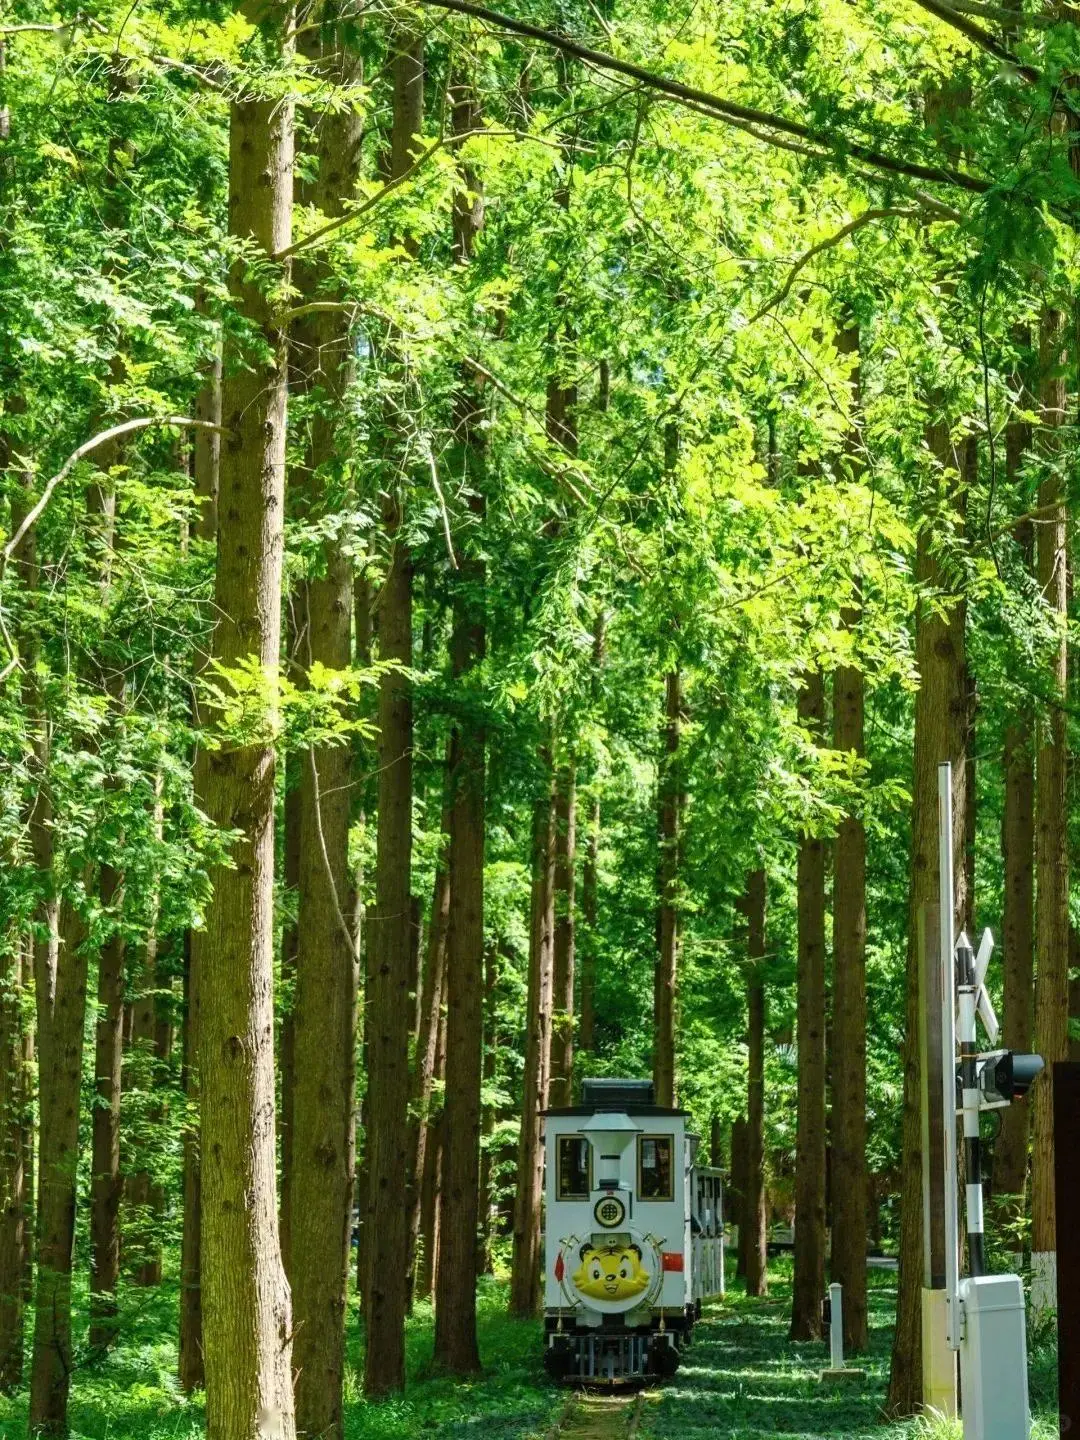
555, 1253, 565, 1282
661, 1252, 684, 1272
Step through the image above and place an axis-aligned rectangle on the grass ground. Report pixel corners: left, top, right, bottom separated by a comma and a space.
641, 1261, 1059, 1440
0, 1260, 1058, 1438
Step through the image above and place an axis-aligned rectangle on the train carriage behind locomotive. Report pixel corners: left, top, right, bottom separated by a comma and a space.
543, 1078, 725, 1384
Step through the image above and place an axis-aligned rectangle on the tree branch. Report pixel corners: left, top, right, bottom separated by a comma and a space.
414, 0, 995, 195
749, 207, 926, 323
1, 415, 228, 572
277, 125, 553, 260
904, 0, 1041, 84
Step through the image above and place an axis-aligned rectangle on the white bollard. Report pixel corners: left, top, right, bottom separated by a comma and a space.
821, 1281, 865, 1384
829, 1283, 844, 1371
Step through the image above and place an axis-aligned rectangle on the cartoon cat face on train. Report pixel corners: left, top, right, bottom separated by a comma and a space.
571, 1242, 649, 1301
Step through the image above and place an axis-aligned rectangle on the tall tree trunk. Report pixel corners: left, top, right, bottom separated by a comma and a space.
887, 427, 969, 1417
832, 614, 868, 1352
477, 943, 500, 1275
18, 937, 33, 1313
730, 1114, 747, 1278
178, 324, 221, 1397
277, 765, 300, 1279
1031, 303, 1069, 1292
433, 86, 486, 1370
791, 669, 827, 1340
198, 11, 296, 1433
89, 853, 125, 1352
20, 431, 92, 1434
407, 794, 450, 1297
828, 319, 868, 1352
0, 928, 26, 1393
30, 897, 89, 1437
579, 612, 605, 1056
0, 217, 29, 1387
126, 905, 167, 1288
995, 719, 1035, 1197
993, 372, 1034, 1203
415, 960, 449, 1302
362, 21, 423, 1396
85, 63, 137, 1348
742, 868, 768, 1298
509, 765, 557, 1316
549, 761, 576, 1108
653, 670, 681, 1107
287, 19, 362, 1437
7, 366, 79, 1437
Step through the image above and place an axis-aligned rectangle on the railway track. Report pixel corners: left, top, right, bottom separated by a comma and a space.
546, 1391, 648, 1440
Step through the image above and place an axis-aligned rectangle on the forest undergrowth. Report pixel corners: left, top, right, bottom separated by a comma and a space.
0, 1261, 1056, 1440
644, 1263, 1058, 1440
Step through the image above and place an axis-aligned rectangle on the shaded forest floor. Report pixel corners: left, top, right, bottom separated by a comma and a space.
642, 1264, 1059, 1440
0, 1263, 1058, 1438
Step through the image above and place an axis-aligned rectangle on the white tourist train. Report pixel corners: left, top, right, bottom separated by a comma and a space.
542, 1077, 725, 1384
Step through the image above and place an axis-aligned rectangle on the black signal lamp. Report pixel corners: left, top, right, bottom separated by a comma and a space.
977, 1049, 1044, 1108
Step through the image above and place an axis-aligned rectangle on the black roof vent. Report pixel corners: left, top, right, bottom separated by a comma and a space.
580, 1078, 655, 1110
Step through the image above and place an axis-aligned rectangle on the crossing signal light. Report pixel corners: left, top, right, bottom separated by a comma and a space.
976, 1049, 1045, 1109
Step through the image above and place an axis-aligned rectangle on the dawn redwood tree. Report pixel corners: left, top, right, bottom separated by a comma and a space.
30, 893, 88, 1437
477, 941, 500, 1273
196, 2, 296, 1432
730, 1113, 748, 1279
88, 770, 125, 1352
408, 791, 451, 1294
6, 374, 82, 1435
0, 918, 25, 1393
433, 76, 487, 1374
416, 958, 449, 1301
178, 323, 221, 1398
579, 611, 605, 1054
549, 758, 576, 1107
654, 669, 682, 1108
509, 765, 556, 1316
995, 359, 1035, 1204
996, 714, 1034, 1199
278, 753, 301, 1276
287, 17, 362, 1437
87, 67, 133, 1351
829, 325, 868, 1353
791, 667, 827, 1342
832, 645, 868, 1343
126, 904, 168, 1287
742, 867, 768, 1298
509, 190, 581, 1308
1031, 301, 1069, 1300
887, 428, 970, 1416
87, 474, 127, 1348
363, 20, 424, 1395
0, 78, 29, 1374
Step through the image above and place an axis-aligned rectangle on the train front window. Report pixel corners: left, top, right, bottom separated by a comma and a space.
638, 1136, 673, 1200
557, 1136, 590, 1200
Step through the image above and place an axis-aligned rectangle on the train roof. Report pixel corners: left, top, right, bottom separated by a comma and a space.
543, 1076, 688, 1117
543, 1104, 689, 1117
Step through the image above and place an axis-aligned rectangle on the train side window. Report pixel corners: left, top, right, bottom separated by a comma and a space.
557, 1136, 591, 1200
638, 1136, 673, 1201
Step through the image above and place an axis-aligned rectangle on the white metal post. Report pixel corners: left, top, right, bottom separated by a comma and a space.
829, 1283, 844, 1371
937, 762, 961, 1351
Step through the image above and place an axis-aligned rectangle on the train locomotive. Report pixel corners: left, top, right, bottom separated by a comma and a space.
542, 1078, 725, 1385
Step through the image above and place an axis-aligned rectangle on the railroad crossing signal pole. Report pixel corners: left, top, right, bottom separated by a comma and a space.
926, 762, 1043, 1440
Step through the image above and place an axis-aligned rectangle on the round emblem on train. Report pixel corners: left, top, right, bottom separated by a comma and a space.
594, 1194, 626, 1228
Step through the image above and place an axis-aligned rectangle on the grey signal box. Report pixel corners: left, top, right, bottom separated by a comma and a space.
958, 1275, 1030, 1440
